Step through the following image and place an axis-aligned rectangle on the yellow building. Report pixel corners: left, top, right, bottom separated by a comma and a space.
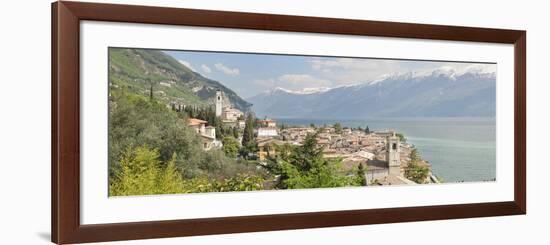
257, 138, 284, 161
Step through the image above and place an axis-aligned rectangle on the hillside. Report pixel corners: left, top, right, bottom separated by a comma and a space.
109, 48, 251, 110
248, 70, 496, 118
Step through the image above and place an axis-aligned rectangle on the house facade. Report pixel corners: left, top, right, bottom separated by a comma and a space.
187, 118, 220, 150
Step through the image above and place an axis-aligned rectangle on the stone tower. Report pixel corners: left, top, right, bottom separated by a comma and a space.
386, 131, 401, 175
215, 90, 223, 117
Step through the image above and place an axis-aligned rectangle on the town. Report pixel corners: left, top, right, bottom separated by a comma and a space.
176, 90, 439, 186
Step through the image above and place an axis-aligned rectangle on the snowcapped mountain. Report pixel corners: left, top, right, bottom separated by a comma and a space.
248, 70, 496, 118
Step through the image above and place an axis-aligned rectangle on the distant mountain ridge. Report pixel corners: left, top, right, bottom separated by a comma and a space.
248, 70, 496, 118
109, 48, 251, 111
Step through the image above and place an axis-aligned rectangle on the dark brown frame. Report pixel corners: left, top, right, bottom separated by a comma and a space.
52, 1, 526, 244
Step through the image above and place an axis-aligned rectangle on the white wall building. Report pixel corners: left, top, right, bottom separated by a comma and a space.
258, 127, 279, 137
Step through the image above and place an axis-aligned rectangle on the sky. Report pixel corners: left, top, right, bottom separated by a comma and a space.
165, 50, 496, 99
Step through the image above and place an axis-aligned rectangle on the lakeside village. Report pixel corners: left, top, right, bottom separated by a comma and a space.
171, 90, 440, 186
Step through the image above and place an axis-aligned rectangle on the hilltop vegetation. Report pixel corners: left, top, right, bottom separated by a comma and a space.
109, 48, 252, 111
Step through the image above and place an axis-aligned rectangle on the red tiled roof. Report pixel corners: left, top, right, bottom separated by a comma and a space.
187, 118, 208, 126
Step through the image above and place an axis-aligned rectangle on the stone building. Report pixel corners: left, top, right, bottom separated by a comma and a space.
187, 118, 220, 150
215, 89, 244, 122
385, 131, 401, 175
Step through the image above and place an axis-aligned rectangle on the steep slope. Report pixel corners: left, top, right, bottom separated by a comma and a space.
248, 71, 496, 118
109, 48, 251, 110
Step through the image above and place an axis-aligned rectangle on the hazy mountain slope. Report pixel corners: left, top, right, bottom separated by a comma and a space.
109, 48, 251, 110
248, 72, 496, 118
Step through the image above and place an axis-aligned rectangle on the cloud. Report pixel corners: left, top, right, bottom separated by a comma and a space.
278, 74, 331, 88
254, 74, 331, 92
309, 57, 402, 84
215, 63, 240, 76
201, 64, 212, 73
309, 57, 496, 85
178, 60, 195, 72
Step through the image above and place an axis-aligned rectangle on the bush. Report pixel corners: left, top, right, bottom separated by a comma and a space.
222, 136, 240, 158
109, 146, 184, 196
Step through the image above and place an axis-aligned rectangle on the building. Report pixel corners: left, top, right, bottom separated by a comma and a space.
222, 107, 243, 121
238, 120, 246, 129
258, 119, 276, 128
187, 118, 219, 150
216, 90, 244, 122
257, 138, 284, 161
258, 127, 278, 137
385, 131, 401, 175
188, 118, 208, 135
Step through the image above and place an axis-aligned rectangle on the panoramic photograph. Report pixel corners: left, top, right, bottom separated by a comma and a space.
108, 47, 496, 197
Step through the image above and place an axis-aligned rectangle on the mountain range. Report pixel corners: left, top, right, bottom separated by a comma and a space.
109, 48, 251, 111
248, 70, 496, 118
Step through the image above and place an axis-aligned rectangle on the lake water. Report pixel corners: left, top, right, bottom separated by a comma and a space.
276, 117, 496, 183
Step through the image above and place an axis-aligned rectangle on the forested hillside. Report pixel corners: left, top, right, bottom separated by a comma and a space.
109, 48, 252, 111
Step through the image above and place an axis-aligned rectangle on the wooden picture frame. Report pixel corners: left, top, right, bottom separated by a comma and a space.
51, 1, 526, 244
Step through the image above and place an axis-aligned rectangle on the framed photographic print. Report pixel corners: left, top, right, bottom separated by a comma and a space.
52, 1, 526, 244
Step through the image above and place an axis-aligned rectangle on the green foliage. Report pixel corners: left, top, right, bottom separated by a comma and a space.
404, 148, 429, 184
396, 133, 407, 143
218, 174, 265, 192
180, 174, 265, 193
232, 127, 240, 138
365, 125, 370, 134
222, 136, 240, 158
109, 145, 266, 196
241, 112, 256, 149
157, 153, 185, 194
109, 90, 264, 191
334, 123, 343, 134
239, 141, 258, 160
108, 91, 205, 179
279, 159, 352, 189
264, 133, 359, 189
109, 146, 184, 196
356, 163, 367, 186
109, 49, 206, 106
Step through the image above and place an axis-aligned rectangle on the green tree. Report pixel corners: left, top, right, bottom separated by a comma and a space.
264, 133, 357, 189
222, 136, 240, 158
232, 127, 239, 138
158, 153, 185, 194
396, 133, 407, 143
334, 123, 343, 134
365, 126, 370, 134
404, 148, 429, 184
109, 146, 185, 196
242, 112, 255, 147
356, 163, 367, 186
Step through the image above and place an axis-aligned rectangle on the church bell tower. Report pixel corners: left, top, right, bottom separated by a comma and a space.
386, 131, 401, 175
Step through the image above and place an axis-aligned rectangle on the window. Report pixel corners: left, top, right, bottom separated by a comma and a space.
392, 143, 397, 150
